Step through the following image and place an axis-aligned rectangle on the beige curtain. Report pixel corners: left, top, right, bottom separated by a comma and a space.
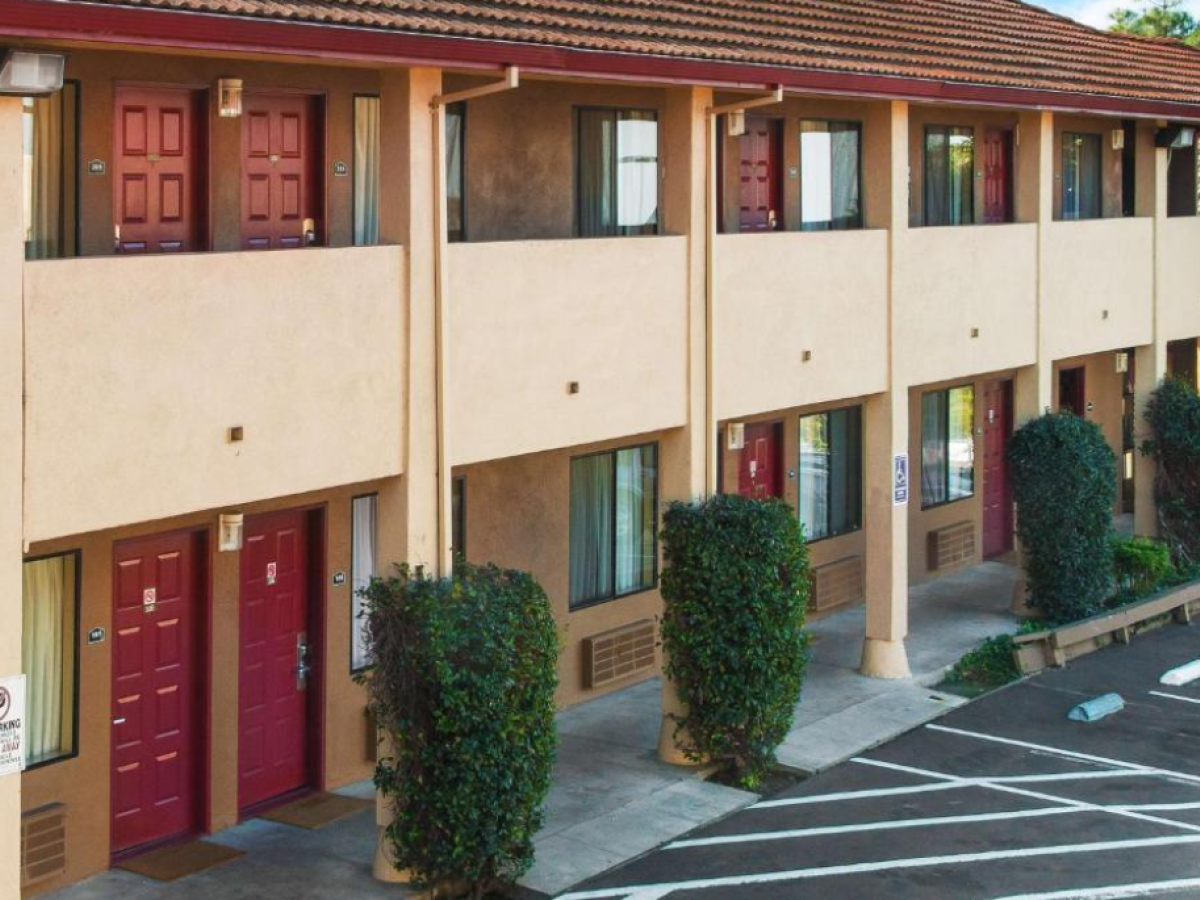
25, 92, 63, 260
22, 555, 73, 764
354, 96, 380, 246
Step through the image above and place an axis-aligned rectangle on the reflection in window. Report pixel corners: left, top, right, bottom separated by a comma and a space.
925, 125, 974, 226
1063, 133, 1102, 221
22, 553, 78, 767
578, 109, 659, 237
350, 494, 377, 672
22, 84, 77, 260
446, 102, 466, 242
353, 95, 380, 246
799, 406, 863, 542
922, 386, 975, 508
800, 120, 862, 231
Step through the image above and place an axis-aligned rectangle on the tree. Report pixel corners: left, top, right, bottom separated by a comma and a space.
1109, 0, 1200, 44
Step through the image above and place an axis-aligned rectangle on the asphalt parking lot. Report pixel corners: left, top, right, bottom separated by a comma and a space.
559, 624, 1200, 900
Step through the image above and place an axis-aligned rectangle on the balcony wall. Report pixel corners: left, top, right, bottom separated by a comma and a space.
23, 247, 404, 542
715, 231, 888, 420
1042, 218, 1153, 360
448, 237, 689, 465
893, 224, 1038, 386
1159, 216, 1200, 343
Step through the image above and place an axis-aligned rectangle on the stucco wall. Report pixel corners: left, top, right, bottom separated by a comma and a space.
1159, 216, 1200, 343
448, 236, 688, 465
715, 231, 888, 420
23, 247, 405, 543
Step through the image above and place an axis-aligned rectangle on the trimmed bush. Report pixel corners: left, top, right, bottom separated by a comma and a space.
1111, 534, 1174, 601
358, 562, 558, 899
1142, 377, 1200, 566
946, 634, 1020, 693
1009, 412, 1117, 623
660, 494, 810, 789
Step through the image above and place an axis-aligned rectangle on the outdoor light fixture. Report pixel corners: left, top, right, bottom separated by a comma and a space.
1116, 351, 1130, 374
1111, 128, 1126, 151
217, 78, 243, 118
218, 513, 244, 552
0, 50, 65, 96
1156, 124, 1197, 149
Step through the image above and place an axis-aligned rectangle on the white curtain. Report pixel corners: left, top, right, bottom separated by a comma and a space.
351, 494, 378, 671
570, 454, 614, 606
22, 555, 73, 764
615, 446, 656, 594
617, 116, 658, 229
353, 96, 380, 246
799, 414, 830, 541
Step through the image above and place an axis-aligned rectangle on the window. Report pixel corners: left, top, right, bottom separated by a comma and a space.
569, 444, 658, 608
800, 120, 862, 231
921, 386, 976, 508
22, 83, 78, 260
798, 406, 863, 542
924, 126, 975, 226
1062, 133, 1102, 221
350, 494, 377, 672
452, 476, 466, 558
1167, 135, 1197, 218
353, 95, 380, 246
22, 552, 79, 767
446, 102, 466, 243
577, 108, 659, 237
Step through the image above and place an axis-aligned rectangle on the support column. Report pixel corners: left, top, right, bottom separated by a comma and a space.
658, 85, 712, 765
861, 100, 911, 679
0, 96, 24, 900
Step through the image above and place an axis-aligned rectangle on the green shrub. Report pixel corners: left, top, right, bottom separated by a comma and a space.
1142, 377, 1200, 566
1111, 534, 1174, 600
947, 634, 1020, 692
358, 562, 558, 899
660, 494, 810, 789
1009, 412, 1117, 622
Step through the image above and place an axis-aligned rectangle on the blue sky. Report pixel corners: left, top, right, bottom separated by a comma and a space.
1040, 0, 1200, 28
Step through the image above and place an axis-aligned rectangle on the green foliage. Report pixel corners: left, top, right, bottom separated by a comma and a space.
947, 634, 1020, 692
1111, 534, 1175, 600
1142, 377, 1200, 566
1009, 412, 1117, 622
357, 562, 558, 899
659, 494, 810, 789
1110, 0, 1200, 43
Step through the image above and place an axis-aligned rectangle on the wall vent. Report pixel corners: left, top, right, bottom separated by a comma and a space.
809, 556, 865, 613
21, 803, 66, 890
928, 521, 976, 572
583, 619, 656, 690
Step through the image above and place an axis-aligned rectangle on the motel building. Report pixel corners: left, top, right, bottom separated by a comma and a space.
2, 0, 1200, 894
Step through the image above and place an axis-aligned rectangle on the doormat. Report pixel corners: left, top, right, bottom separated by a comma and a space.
117, 840, 244, 882
259, 792, 373, 830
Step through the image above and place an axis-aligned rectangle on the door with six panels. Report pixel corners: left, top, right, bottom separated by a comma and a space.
241, 92, 324, 250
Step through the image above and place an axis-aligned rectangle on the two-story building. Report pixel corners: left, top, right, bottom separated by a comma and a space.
3, 0, 1200, 894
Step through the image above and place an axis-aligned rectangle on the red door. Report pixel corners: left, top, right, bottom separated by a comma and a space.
239, 509, 312, 812
241, 93, 324, 250
982, 380, 1014, 558
113, 87, 207, 253
739, 117, 782, 232
983, 129, 1013, 225
739, 422, 783, 499
111, 531, 202, 856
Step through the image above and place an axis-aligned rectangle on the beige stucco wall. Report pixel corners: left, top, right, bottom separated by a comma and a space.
23, 247, 405, 543
448, 237, 688, 465
1042, 218, 1154, 361
1158, 216, 1200, 343
715, 231, 888, 420
893, 224, 1038, 387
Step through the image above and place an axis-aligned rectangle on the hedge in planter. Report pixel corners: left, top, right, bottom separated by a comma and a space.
1143, 377, 1200, 567
358, 562, 558, 899
660, 494, 810, 789
1009, 412, 1116, 623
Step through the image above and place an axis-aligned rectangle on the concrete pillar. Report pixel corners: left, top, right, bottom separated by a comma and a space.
0, 96, 24, 900
657, 85, 712, 766
861, 100, 911, 679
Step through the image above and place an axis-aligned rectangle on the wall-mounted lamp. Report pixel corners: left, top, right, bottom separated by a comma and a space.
1156, 124, 1197, 149
727, 110, 746, 137
217, 78, 244, 118
1111, 129, 1126, 152
727, 423, 746, 451
218, 513, 244, 552
0, 50, 65, 96
1115, 351, 1130, 374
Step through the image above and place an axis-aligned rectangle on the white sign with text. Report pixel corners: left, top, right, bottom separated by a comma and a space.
0, 675, 26, 777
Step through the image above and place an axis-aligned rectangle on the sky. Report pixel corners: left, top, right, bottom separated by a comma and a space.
1040, 0, 1200, 28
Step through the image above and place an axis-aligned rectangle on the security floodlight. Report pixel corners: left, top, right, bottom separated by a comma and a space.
0, 51, 65, 96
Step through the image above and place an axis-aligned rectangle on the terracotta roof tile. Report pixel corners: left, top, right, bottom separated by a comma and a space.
60, 0, 1200, 106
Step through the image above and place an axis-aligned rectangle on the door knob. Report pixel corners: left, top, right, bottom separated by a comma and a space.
112, 717, 126, 726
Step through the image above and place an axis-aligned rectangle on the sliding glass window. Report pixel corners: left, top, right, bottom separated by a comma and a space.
800, 120, 862, 231
798, 407, 863, 542
1062, 132, 1102, 221
23, 83, 78, 260
22, 552, 79, 768
577, 108, 659, 237
446, 102, 466, 242
924, 125, 975, 226
353, 95, 380, 246
921, 386, 976, 508
350, 494, 378, 673
569, 444, 658, 608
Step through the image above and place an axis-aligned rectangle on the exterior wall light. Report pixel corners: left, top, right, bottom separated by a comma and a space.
217, 78, 244, 118
0, 50, 66, 96
1111, 128, 1126, 151
218, 513, 245, 552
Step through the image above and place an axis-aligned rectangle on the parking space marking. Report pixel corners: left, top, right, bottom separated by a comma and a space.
664, 807, 1080, 850
987, 878, 1200, 899
555, 835, 1200, 900
1148, 691, 1200, 707
1113, 802, 1200, 812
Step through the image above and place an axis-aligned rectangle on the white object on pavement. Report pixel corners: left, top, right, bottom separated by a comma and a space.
1160, 660, 1200, 686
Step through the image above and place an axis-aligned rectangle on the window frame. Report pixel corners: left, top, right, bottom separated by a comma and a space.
1061, 131, 1103, 222
923, 124, 976, 227
799, 119, 865, 232
920, 384, 977, 510
797, 405, 865, 544
349, 492, 378, 675
451, 475, 467, 559
446, 101, 467, 243
574, 106, 661, 239
568, 441, 660, 611
21, 549, 82, 772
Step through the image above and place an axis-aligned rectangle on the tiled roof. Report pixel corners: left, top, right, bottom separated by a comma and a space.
64, 0, 1200, 106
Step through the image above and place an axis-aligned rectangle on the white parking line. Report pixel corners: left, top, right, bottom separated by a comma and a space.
988, 879, 1200, 899
1148, 691, 1200, 707
665, 807, 1080, 850
554, 835, 1200, 900
1113, 802, 1200, 812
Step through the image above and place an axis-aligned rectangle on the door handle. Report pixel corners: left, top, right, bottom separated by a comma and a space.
296, 633, 310, 690
112, 717, 126, 726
